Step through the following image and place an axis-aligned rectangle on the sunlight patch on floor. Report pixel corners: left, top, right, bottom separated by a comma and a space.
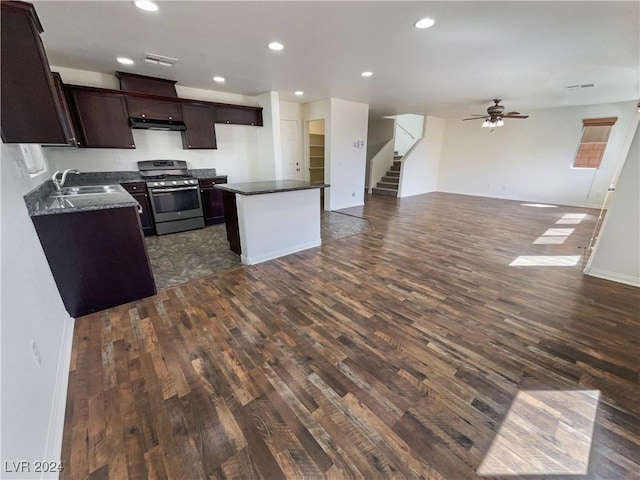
533, 236, 568, 244
521, 203, 558, 208
556, 213, 587, 225
477, 390, 600, 476
509, 255, 580, 266
542, 228, 575, 236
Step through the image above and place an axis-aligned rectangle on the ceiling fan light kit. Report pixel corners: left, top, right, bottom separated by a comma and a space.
482, 118, 504, 128
463, 99, 529, 128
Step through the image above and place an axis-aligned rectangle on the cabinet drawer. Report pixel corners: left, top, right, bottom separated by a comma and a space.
198, 177, 227, 189
126, 97, 182, 120
121, 182, 147, 193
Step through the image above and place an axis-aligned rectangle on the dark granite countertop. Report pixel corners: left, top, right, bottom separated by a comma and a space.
215, 180, 329, 196
24, 181, 137, 217
24, 169, 223, 216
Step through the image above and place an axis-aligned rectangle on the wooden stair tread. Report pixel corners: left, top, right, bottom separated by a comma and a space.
371, 187, 398, 196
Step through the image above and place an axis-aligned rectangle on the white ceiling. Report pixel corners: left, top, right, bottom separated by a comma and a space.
33, 1, 639, 118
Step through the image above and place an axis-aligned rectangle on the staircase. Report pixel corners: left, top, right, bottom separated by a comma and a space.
372, 155, 402, 196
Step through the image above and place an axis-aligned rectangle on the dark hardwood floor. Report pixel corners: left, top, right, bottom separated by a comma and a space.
61, 192, 639, 479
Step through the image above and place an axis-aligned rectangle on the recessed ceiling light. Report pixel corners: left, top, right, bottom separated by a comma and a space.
134, 0, 158, 12
133, 0, 158, 12
294, 91, 304, 96
415, 17, 435, 29
213, 76, 225, 83
268, 41, 284, 51
361, 71, 373, 77
117, 57, 134, 65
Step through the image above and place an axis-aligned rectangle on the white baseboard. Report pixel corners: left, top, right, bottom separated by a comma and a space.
435, 189, 604, 210
42, 315, 75, 480
241, 239, 322, 265
584, 268, 640, 288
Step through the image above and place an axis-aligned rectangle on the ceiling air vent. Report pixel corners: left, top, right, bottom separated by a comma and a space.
566, 83, 596, 90
144, 52, 178, 67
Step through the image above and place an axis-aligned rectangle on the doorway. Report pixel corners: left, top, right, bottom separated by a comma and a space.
308, 119, 325, 208
280, 119, 303, 181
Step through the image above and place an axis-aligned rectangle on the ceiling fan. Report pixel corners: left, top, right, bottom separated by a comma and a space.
463, 99, 529, 127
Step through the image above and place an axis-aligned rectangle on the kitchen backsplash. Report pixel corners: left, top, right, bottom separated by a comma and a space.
42, 126, 258, 182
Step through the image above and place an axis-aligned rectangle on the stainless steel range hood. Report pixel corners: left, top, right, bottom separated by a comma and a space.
129, 117, 186, 131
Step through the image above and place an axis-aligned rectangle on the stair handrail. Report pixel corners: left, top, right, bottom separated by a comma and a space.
396, 122, 416, 140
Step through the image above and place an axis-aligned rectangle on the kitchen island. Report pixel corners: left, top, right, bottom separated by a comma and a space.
215, 180, 329, 265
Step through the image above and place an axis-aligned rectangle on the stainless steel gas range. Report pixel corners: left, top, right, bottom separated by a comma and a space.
138, 160, 205, 235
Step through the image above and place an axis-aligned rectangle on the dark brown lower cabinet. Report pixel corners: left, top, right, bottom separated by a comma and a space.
221, 190, 241, 255
199, 176, 227, 224
31, 206, 156, 317
121, 182, 155, 234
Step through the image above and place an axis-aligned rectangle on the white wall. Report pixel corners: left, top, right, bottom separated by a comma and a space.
394, 114, 424, 156
585, 124, 640, 287
398, 116, 445, 197
327, 98, 369, 210
255, 91, 280, 181
46, 67, 266, 183
280, 101, 302, 122
1, 144, 75, 479
438, 101, 637, 208
44, 127, 260, 180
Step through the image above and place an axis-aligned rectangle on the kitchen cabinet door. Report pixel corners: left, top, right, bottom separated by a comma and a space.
121, 182, 155, 234
214, 105, 263, 126
1, 2, 71, 144
50, 72, 78, 146
69, 88, 135, 148
126, 96, 182, 121
181, 103, 217, 149
199, 176, 227, 224
31, 206, 156, 317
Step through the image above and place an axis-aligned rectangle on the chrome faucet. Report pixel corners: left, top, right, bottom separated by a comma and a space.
52, 169, 80, 192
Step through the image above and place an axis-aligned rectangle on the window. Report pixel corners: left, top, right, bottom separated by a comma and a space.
572, 117, 617, 169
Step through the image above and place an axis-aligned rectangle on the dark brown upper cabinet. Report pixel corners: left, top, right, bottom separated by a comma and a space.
116, 71, 178, 97
126, 97, 183, 121
50, 72, 78, 146
68, 87, 135, 149
1, 1, 72, 144
181, 103, 217, 149
214, 104, 263, 126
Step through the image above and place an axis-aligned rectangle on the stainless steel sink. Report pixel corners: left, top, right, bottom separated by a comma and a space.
51, 185, 120, 197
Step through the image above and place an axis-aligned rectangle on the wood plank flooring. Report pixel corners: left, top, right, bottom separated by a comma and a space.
61, 192, 640, 479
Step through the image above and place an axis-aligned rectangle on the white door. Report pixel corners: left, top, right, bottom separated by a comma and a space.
280, 120, 302, 180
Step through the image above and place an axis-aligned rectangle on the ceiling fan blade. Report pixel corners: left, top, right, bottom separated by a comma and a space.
503, 111, 520, 115
462, 117, 487, 121
503, 115, 529, 119
469, 114, 486, 116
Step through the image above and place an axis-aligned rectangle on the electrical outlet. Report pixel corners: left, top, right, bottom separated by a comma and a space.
30, 339, 42, 367
114, 155, 122, 166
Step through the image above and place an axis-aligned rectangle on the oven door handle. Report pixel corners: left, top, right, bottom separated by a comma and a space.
150, 186, 199, 194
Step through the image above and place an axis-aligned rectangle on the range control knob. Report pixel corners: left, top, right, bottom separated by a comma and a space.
152, 182, 158, 187
172, 181, 177, 185
160, 182, 165, 186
